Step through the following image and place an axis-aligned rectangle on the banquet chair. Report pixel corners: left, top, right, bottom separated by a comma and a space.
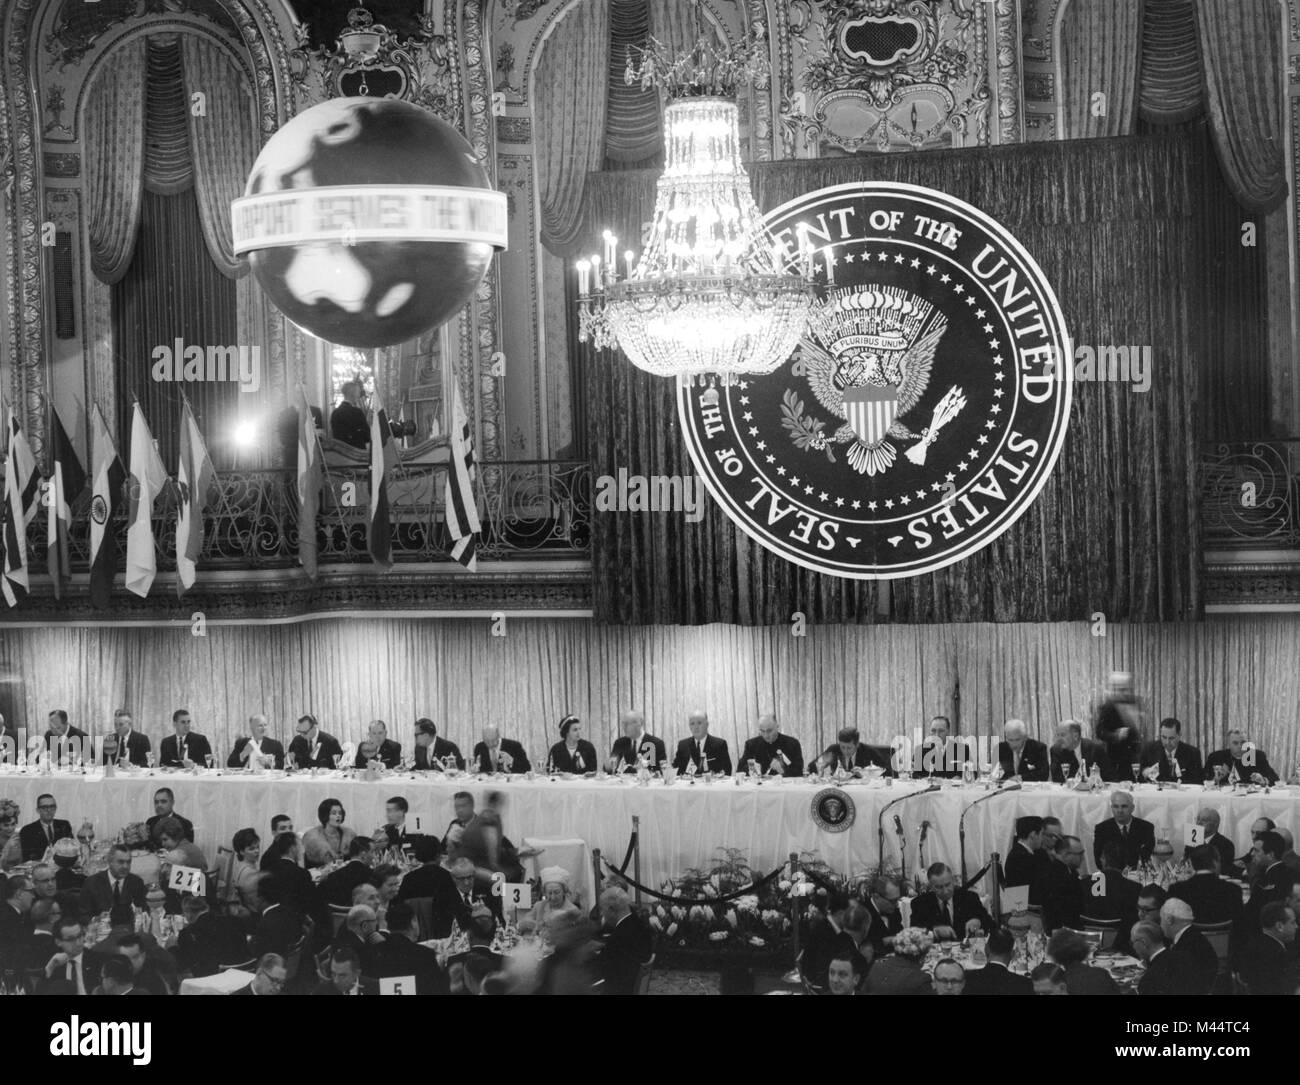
1192, 920, 1233, 970
406, 896, 435, 942
212, 847, 237, 912
328, 903, 350, 935
1078, 916, 1121, 950
633, 954, 655, 996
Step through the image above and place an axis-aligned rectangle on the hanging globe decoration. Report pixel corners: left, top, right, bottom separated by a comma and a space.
232, 97, 507, 348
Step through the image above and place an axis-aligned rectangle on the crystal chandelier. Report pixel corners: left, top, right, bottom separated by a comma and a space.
577, 31, 815, 383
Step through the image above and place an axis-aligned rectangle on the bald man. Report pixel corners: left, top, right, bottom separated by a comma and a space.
672, 711, 732, 777
737, 715, 803, 777
1160, 897, 1217, 994
608, 710, 666, 773
996, 720, 1049, 782
228, 715, 285, 770
471, 725, 531, 775
597, 887, 652, 995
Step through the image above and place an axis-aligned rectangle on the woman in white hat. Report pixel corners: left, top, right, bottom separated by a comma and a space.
519, 865, 579, 935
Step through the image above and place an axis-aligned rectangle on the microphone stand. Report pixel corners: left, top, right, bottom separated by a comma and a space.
958, 783, 1022, 884
876, 782, 941, 876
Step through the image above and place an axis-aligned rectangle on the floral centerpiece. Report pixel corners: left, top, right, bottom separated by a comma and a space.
120, 823, 152, 852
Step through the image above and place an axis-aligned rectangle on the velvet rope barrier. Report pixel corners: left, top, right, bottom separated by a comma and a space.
601, 855, 788, 905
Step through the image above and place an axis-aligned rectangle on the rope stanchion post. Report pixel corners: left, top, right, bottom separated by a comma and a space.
631, 815, 641, 906
592, 847, 602, 900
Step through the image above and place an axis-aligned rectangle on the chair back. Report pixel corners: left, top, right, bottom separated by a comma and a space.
632, 953, 655, 996
1078, 916, 1121, 951
328, 903, 350, 935
219, 957, 257, 973
213, 846, 238, 907
1193, 920, 1233, 965
406, 896, 435, 941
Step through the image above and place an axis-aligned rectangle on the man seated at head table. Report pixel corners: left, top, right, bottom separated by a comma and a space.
737, 714, 804, 777
288, 713, 344, 769
811, 727, 891, 776
960, 927, 1033, 996
411, 718, 465, 771
917, 715, 974, 778
996, 719, 1049, 782
608, 709, 667, 773
910, 863, 994, 940
1204, 729, 1279, 786
104, 710, 151, 767
671, 711, 732, 777
1049, 718, 1113, 783
228, 714, 285, 769
471, 724, 532, 775
159, 708, 212, 768
1166, 843, 1244, 925
1137, 717, 1202, 783
354, 719, 402, 769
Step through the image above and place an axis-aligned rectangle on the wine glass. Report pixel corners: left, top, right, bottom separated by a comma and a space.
204, 754, 214, 770
1130, 762, 1141, 784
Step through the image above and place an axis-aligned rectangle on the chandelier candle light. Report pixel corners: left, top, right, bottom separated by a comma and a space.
577, 29, 816, 383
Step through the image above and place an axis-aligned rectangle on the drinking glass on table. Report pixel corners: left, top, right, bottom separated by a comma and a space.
1130, 762, 1141, 784
204, 754, 214, 770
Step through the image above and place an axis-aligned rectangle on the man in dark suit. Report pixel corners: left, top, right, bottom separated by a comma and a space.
996, 719, 1048, 781
365, 900, 449, 995
19, 899, 60, 976
444, 856, 503, 927
0, 875, 34, 959
916, 716, 972, 778
1186, 808, 1236, 872
1137, 717, 1202, 783
736, 714, 805, 777
36, 918, 101, 995
608, 709, 667, 772
1167, 844, 1244, 925
104, 710, 151, 767
329, 381, 369, 449
1131, 921, 1201, 996
312, 945, 378, 995
865, 876, 904, 955
380, 796, 422, 849
0, 712, 18, 761
287, 713, 344, 769
354, 719, 401, 769
411, 718, 465, 771
1003, 816, 1047, 892
798, 893, 850, 990
320, 838, 378, 908
227, 714, 286, 769
1050, 719, 1114, 783
78, 845, 147, 916
471, 724, 532, 774
910, 863, 994, 939
1093, 671, 1144, 776
597, 887, 652, 995
159, 709, 212, 768
397, 837, 462, 938
250, 881, 305, 959
1204, 730, 1279, 786
44, 710, 89, 765
1236, 902, 1296, 994
1244, 831, 1297, 930
1091, 790, 1155, 869
18, 794, 73, 862
962, 927, 1033, 995
1160, 897, 1218, 994
1035, 835, 1086, 932
1080, 843, 1142, 951
671, 711, 732, 776
812, 727, 891, 776
145, 787, 194, 844
233, 953, 287, 996
173, 897, 249, 976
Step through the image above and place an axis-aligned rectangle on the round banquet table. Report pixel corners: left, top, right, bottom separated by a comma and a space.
0, 768, 1294, 889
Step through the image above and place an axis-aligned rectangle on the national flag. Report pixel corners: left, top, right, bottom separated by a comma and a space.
367, 387, 398, 571
46, 408, 87, 600
296, 386, 322, 578
88, 403, 125, 609
124, 402, 169, 598
1, 410, 41, 606
175, 399, 217, 596
445, 383, 480, 572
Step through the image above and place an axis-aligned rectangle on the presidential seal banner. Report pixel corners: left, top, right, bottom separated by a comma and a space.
678, 182, 1072, 579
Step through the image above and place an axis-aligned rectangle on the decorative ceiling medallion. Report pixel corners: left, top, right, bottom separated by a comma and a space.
678, 182, 1072, 580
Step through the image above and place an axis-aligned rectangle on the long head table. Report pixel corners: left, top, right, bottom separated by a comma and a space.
0, 768, 1295, 890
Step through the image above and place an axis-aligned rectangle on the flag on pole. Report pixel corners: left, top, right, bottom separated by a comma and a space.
1, 410, 41, 606
445, 383, 480, 572
125, 401, 169, 598
296, 386, 322, 578
367, 387, 398, 571
88, 403, 125, 609
46, 408, 87, 600
175, 399, 216, 596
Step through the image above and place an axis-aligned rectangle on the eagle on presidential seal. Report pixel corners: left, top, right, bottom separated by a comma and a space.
782, 285, 967, 476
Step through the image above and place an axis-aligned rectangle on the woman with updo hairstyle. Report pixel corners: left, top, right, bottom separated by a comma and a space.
546, 715, 599, 775
301, 797, 355, 868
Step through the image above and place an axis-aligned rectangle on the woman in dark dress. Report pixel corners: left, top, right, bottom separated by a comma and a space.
546, 715, 598, 775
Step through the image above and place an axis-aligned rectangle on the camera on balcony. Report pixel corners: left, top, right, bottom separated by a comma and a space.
389, 418, 417, 439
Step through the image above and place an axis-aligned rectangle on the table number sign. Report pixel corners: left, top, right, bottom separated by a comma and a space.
168, 865, 206, 896
490, 872, 531, 913
379, 975, 417, 995
1183, 824, 1206, 848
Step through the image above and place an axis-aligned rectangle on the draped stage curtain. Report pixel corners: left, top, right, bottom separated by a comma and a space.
1059, 0, 1143, 139
85, 37, 147, 284
580, 124, 1266, 623
535, 0, 610, 256
1138, 0, 1202, 124
1, 616, 1296, 784
605, 0, 660, 166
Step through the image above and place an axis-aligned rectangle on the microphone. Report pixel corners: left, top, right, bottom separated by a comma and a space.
919, 819, 931, 845
957, 783, 1022, 883
893, 814, 904, 835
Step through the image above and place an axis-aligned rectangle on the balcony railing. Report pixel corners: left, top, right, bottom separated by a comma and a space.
22, 459, 591, 574
1200, 440, 1300, 549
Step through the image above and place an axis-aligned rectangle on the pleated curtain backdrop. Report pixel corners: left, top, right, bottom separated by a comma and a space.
579, 124, 1267, 624
1059, 0, 1143, 139
1138, 0, 1203, 124
85, 38, 147, 284
0, 616, 1297, 783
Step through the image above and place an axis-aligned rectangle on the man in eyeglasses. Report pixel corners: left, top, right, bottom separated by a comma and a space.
234, 953, 288, 996
18, 796, 72, 862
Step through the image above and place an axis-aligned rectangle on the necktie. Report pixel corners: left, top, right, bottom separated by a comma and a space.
179, 741, 187, 762
67, 959, 84, 996
941, 901, 951, 926
112, 879, 121, 905
45, 823, 53, 844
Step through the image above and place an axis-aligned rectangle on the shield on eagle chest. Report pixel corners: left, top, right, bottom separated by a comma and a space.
842, 385, 897, 445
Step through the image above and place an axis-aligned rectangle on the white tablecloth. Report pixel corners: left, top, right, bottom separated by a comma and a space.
179, 969, 252, 995
0, 768, 1294, 887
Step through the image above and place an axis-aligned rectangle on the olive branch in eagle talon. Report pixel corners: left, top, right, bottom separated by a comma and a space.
780, 389, 839, 464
